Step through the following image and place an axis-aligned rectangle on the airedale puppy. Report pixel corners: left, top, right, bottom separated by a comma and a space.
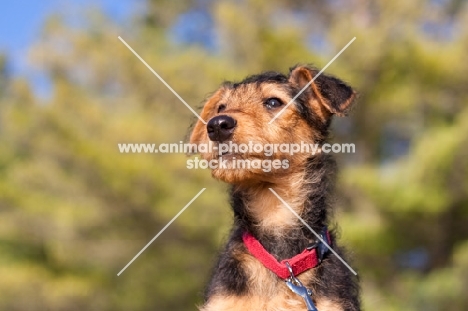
190, 65, 360, 311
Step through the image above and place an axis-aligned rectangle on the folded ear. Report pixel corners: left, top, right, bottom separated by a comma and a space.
288, 65, 356, 117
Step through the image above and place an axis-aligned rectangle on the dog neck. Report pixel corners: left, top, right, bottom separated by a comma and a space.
230, 154, 336, 260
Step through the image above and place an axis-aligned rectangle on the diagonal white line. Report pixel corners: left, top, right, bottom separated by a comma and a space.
118, 36, 207, 124
269, 37, 356, 124
268, 188, 358, 276
117, 188, 206, 276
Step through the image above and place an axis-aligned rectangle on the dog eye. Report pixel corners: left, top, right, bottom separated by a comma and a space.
264, 98, 283, 109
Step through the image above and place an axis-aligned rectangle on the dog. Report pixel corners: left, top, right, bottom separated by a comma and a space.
190, 65, 361, 311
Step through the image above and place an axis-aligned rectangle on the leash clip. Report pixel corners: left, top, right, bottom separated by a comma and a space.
285, 261, 303, 286
285, 262, 318, 311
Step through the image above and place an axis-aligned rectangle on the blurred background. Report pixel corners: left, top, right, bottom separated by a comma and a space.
1, 0, 467, 310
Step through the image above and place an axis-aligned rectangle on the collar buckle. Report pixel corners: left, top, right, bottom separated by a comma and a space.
305, 226, 332, 263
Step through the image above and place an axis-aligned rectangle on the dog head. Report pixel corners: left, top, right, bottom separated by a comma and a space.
189, 65, 356, 185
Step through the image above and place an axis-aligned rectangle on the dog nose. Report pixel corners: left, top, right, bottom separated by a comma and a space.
207, 115, 237, 142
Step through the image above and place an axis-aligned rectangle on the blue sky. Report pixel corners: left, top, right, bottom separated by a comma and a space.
0, 0, 135, 59
0, 0, 219, 98
0, 0, 136, 96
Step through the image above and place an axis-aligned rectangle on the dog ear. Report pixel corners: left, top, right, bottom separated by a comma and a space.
288, 65, 356, 117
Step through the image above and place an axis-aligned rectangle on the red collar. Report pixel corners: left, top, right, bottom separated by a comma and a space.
242, 230, 331, 280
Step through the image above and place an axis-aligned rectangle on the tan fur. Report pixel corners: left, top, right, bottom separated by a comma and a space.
191, 88, 227, 145
233, 171, 309, 236
190, 82, 316, 186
